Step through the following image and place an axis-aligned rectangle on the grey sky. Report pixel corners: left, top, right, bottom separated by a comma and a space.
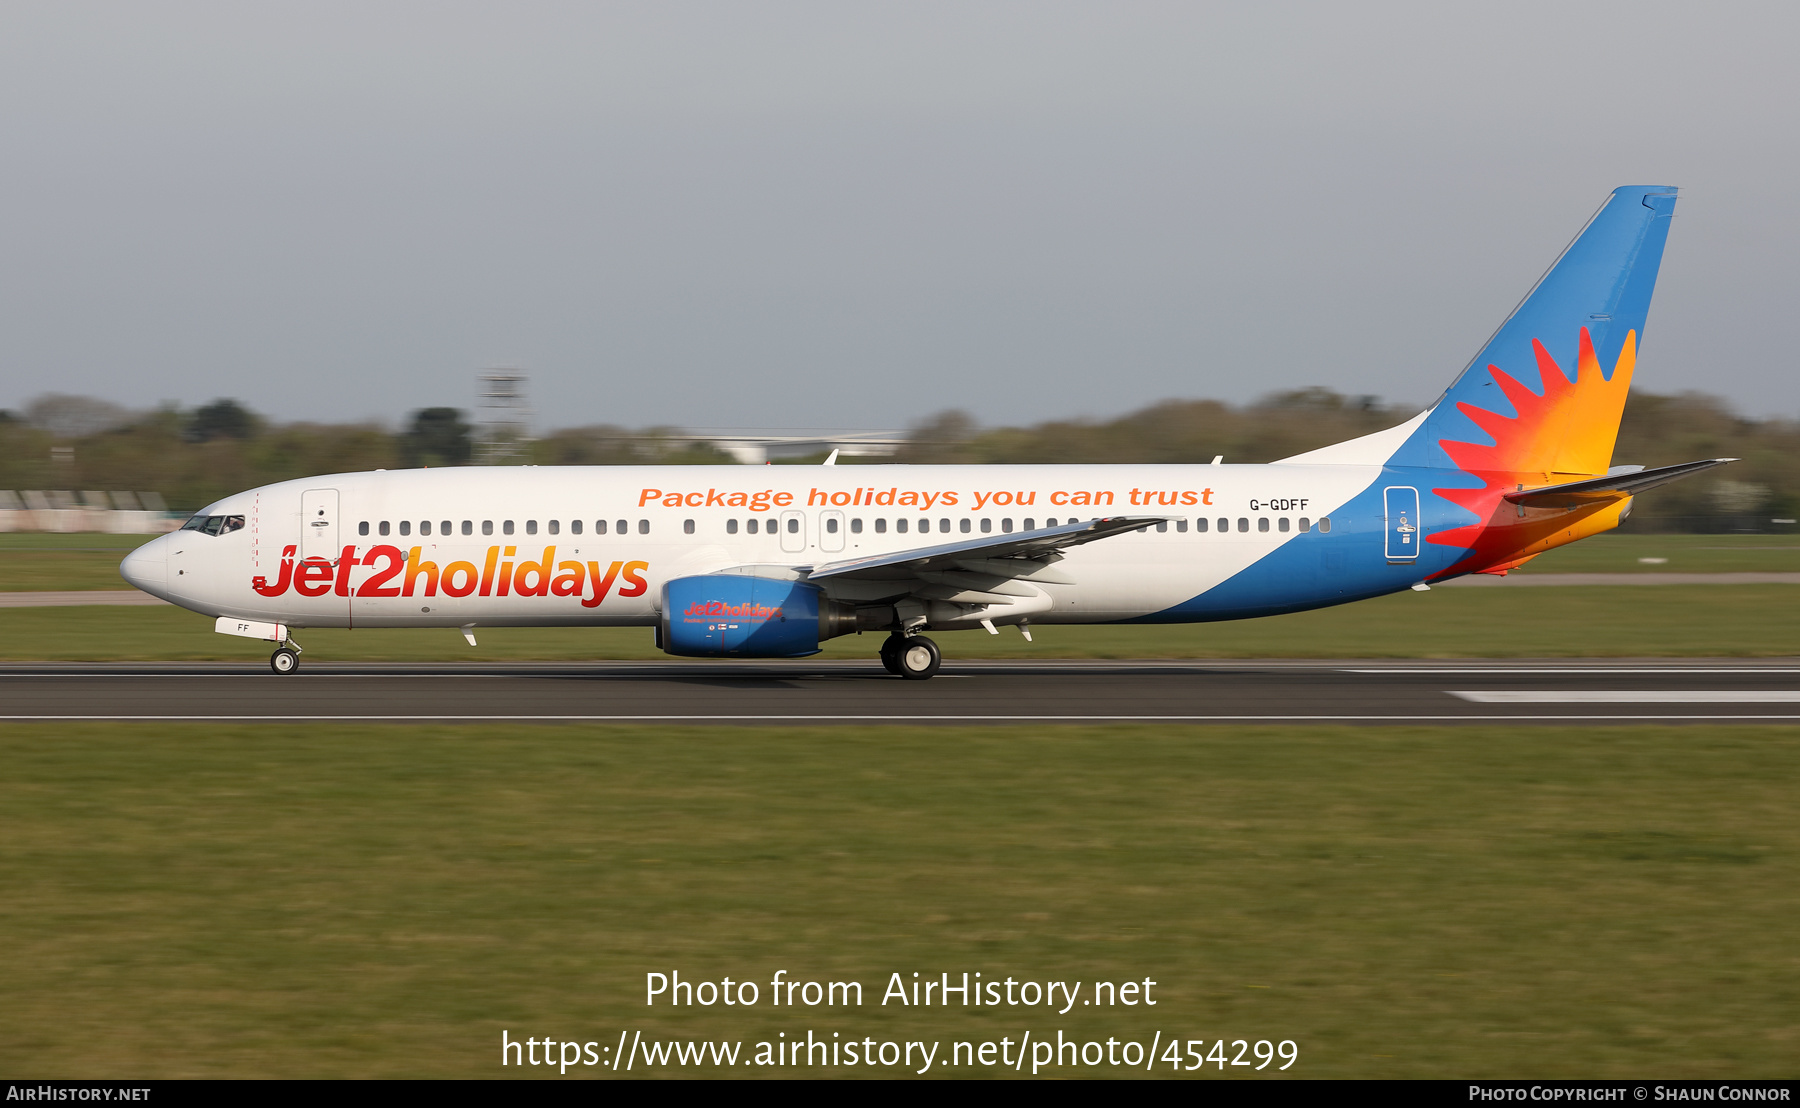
3, 1, 1797, 431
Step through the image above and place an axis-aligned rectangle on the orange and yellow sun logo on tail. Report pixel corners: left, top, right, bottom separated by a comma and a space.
1428, 326, 1635, 575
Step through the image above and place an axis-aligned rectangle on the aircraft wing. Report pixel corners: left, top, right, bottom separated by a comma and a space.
1503, 458, 1735, 509
807, 516, 1164, 584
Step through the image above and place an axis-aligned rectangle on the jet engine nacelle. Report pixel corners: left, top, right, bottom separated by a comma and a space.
658, 574, 859, 658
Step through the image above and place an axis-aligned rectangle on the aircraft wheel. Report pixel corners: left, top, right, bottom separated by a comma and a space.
878, 634, 905, 675
270, 647, 300, 674
896, 635, 941, 681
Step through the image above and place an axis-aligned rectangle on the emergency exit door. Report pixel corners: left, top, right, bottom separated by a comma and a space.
1384, 486, 1420, 563
818, 510, 845, 553
302, 488, 340, 561
778, 510, 806, 554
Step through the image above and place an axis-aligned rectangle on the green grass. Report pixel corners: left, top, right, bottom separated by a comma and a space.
0, 723, 1794, 1078
2, 584, 1796, 661
0, 551, 138, 591
1515, 533, 1800, 573
0, 532, 154, 591
0, 533, 154, 550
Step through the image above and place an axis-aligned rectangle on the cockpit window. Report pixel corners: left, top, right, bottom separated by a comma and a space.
180, 514, 245, 536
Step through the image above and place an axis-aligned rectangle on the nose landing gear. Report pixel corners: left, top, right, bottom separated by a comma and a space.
270, 638, 303, 674
880, 633, 940, 680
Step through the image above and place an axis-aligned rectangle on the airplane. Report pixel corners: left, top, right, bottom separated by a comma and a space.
120, 185, 1730, 680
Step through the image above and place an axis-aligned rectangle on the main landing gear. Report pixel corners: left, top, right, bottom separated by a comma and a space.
880, 633, 941, 681
270, 639, 302, 675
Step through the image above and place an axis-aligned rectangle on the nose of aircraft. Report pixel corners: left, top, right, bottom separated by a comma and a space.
119, 535, 169, 597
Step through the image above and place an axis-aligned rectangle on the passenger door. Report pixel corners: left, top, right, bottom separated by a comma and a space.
302, 489, 340, 562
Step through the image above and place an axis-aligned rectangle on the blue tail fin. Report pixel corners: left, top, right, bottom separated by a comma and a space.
1386, 185, 1677, 472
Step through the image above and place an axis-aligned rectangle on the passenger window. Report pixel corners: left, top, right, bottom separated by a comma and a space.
1176, 519, 1188, 533
525, 520, 536, 535
1278, 517, 1290, 533
595, 519, 608, 535
379, 521, 391, 536
570, 520, 582, 535
684, 520, 694, 534
785, 518, 797, 534
616, 520, 627, 534
1155, 521, 1167, 533
726, 519, 739, 534
940, 519, 952, 533
1220, 518, 1231, 532
1196, 518, 1208, 532
441, 520, 451, 535
548, 520, 559, 535
1298, 517, 1310, 532
1023, 518, 1035, 530
978, 519, 990, 533
358, 521, 370, 536
1045, 518, 1057, 527
850, 518, 863, 534
638, 520, 649, 534
420, 521, 431, 536
825, 517, 839, 534
745, 518, 757, 534
462, 520, 472, 536
399, 521, 410, 536
1237, 518, 1249, 532
1002, 518, 1013, 533
874, 518, 886, 533
482, 521, 493, 535
1258, 518, 1269, 532
1319, 517, 1332, 533
896, 518, 908, 534
503, 521, 514, 535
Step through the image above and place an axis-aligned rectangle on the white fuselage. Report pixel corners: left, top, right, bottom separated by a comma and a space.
121, 462, 1412, 632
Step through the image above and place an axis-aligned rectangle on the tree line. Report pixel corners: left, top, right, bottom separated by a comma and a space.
0, 389, 1792, 532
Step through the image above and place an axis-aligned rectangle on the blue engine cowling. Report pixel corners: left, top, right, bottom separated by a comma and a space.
659, 574, 859, 658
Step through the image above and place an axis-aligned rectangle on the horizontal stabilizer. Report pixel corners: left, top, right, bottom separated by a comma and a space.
809, 516, 1164, 582
1502, 458, 1735, 509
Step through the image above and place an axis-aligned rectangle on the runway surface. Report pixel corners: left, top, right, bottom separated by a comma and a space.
5, 659, 1800, 723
